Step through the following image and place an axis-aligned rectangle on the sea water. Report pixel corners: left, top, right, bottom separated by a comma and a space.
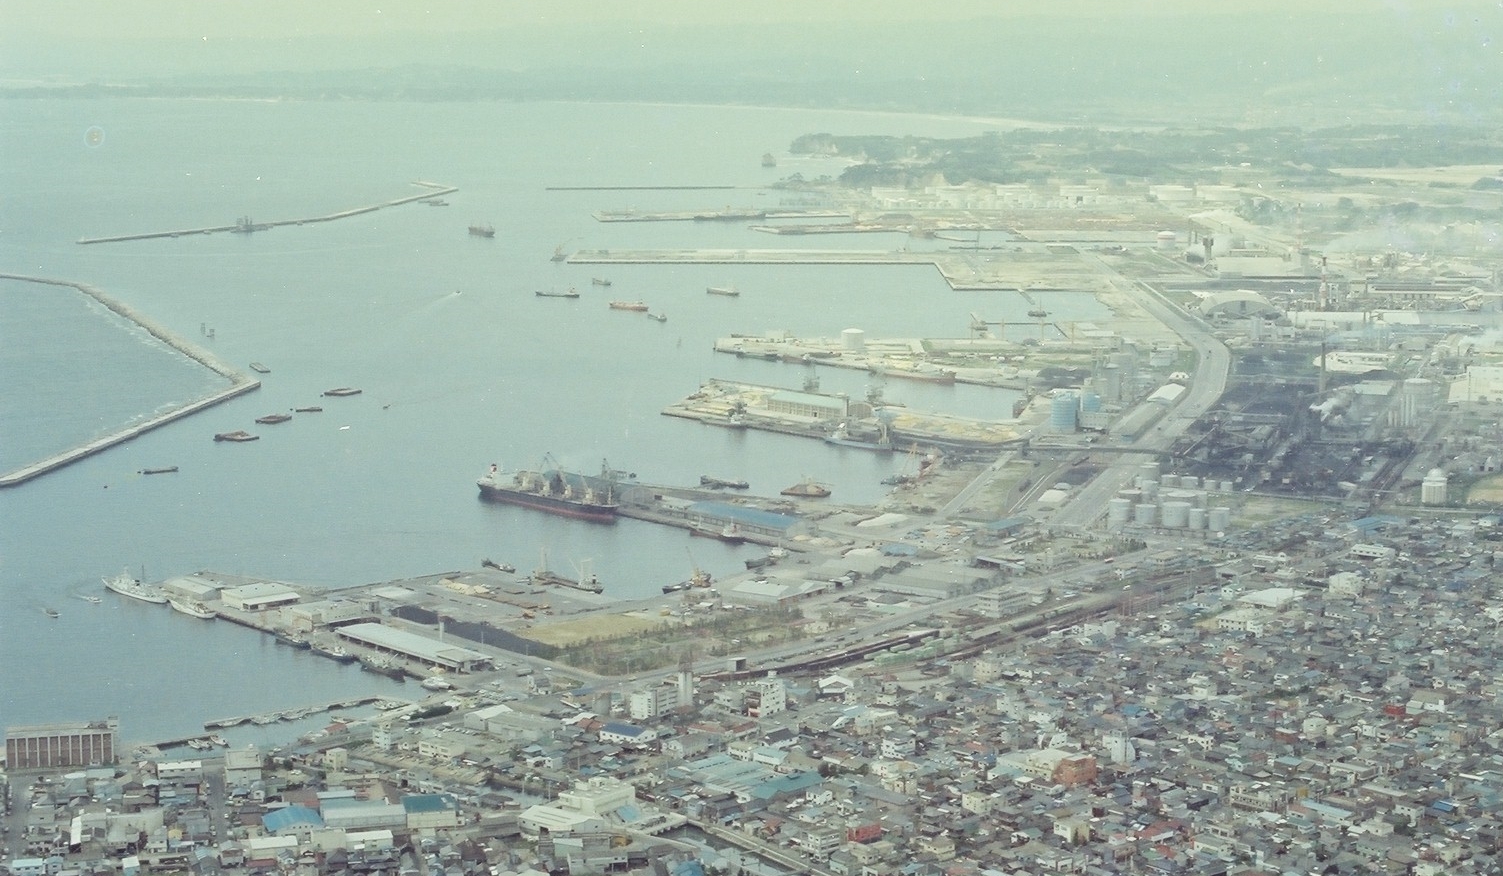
0, 98, 1109, 741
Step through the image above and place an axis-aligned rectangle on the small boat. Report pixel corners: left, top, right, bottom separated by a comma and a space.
75, 594, 102, 604
780, 477, 831, 498
312, 642, 358, 663
700, 475, 750, 490
140, 466, 179, 475
481, 558, 516, 573
209, 735, 230, 747
648, 312, 668, 323
213, 430, 259, 442
706, 286, 740, 297
591, 278, 612, 287
45, 608, 60, 619
536, 288, 580, 298
322, 387, 362, 397
249, 362, 270, 374
469, 223, 496, 238
551, 244, 568, 262
609, 300, 649, 312
255, 413, 292, 425
1027, 308, 1049, 319
662, 580, 694, 594
169, 598, 216, 619
762, 152, 777, 168
294, 406, 323, 413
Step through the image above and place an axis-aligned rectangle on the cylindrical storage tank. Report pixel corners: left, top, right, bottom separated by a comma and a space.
1161, 474, 1180, 488
1134, 502, 1157, 526
1209, 507, 1232, 532
1156, 230, 1177, 250
1140, 480, 1158, 500
1167, 489, 1198, 502
1187, 507, 1207, 531
1118, 488, 1142, 503
841, 328, 866, 351
1080, 390, 1102, 413
1050, 391, 1079, 432
1107, 498, 1132, 528
1139, 460, 1160, 481
1182, 475, 1200, 490
1161, 500, 1190, 529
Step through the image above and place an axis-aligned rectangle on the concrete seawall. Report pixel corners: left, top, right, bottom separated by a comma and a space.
77, 181, 458, 245
0, 273, 259, 487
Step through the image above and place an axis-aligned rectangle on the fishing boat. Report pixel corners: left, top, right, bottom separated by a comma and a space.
255, 413, 292, 425
169, 598, 216, 619
689, 522, 746, 544
312, 642, 358, 663
648, 312, 668, 323
706, 286, 740, 297
249, 362, 271, 374
536, 288, 580, 298
609, 300, 649, 312
481, 558, 517, 573
103, 570, 169, 604
213, 430, 258, 442
45, 608, 60, 619
780, 477, 831, 498
140, 466, 179, 475
591, 278, 612, 287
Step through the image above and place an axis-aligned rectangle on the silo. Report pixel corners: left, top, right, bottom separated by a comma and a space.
1134, 502, 1157, 526
1161, 501, 1191, 529
1187, 507, 1207, 531
1107, 498, 1132, 528
1208, 507, 1232, 532
1399, 377, 1434, 428
1102, 363, 1123, 402
841, 328, 866, 352
1080, 388, 1102, 413
1050, 391, 1079, 432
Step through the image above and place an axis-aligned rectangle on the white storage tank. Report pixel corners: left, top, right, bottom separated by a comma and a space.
841, 328, 866, 351
1134, 502, 1157, 526
1107, 497, 1132, 527
1161, 500, 1191, 529
1209, 507, 1232, 532
1187, 507, 1207, 531
1161, 474, 1180, 488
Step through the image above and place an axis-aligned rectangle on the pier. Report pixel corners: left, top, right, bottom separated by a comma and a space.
76, 181, 459, 245
0, 274, 259, 487
592, 208, 849, 223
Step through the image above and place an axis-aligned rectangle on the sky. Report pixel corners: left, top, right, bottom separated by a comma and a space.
2, 0, 1499, 124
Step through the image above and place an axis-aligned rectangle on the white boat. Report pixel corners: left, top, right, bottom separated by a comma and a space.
421, 676, 454, 691
75, 594, 102, 604
169, 598, 216, 619
103, 571, 168, 604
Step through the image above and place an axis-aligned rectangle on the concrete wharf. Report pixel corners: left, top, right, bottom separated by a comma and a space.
592, 208, 849, 223
713, 334, 1036, 389
76, 181, 458, 245
0, 274, 259, 487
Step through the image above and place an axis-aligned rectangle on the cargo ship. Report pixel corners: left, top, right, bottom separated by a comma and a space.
103, 571, 168, 604
609, 300, 649, 312
477, 462, 620, 523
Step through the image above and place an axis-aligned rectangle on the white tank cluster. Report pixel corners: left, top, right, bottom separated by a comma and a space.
1107, 470, 1236, 534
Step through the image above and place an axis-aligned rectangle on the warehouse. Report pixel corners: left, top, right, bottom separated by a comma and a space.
335, 623, 493, 673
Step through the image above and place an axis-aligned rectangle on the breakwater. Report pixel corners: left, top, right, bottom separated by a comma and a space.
76, 181, 458, 245
0, 274, 259, 487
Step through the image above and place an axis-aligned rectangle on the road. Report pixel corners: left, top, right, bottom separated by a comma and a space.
1051, 270, 1231, 529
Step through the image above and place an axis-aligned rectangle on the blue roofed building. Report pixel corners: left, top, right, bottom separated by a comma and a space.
401, 793, 460, 830
261, 805, 323, 837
